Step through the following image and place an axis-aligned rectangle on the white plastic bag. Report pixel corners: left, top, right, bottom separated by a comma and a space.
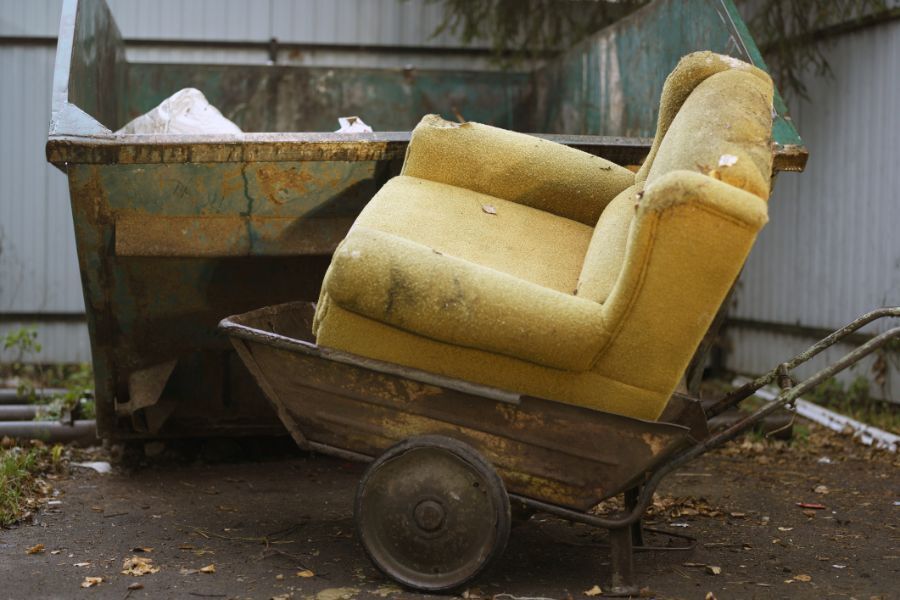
118, 88, 241, 135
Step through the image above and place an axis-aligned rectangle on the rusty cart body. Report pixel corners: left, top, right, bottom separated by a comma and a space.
47, 0, 806, 440
220, 302, 899, 593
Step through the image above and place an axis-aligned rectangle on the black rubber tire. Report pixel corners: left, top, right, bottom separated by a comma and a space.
355, 435, 511, 592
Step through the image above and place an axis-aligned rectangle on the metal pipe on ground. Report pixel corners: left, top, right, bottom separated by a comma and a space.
0, 405, 43, 421
0, 388, 68, 404
0, 420, 96, 444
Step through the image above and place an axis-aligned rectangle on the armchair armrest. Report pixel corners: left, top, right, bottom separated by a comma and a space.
320, 227, 609, 371
594, 169, 768, 391
401, 115, 634, 226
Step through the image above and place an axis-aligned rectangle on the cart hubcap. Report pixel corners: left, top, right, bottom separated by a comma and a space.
355, 435, 511, 592
414, 500, 446, 532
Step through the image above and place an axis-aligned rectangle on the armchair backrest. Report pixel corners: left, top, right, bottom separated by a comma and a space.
636, 52, 775, 200
576, 52, 774, 304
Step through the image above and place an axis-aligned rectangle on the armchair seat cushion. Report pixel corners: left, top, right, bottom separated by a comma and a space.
352, 175, 595, 294
315, 300, 669, 421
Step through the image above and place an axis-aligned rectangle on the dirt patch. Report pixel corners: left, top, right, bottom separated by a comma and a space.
0, 424, 896, 599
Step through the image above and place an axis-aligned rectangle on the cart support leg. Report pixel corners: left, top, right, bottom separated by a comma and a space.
607, 526, 639, 597
625, 487, 644, 547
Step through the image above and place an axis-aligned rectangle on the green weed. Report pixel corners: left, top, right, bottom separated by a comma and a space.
0, 441, 65, 527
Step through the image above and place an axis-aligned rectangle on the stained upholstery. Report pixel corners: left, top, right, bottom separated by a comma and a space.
313, 51, 775, 421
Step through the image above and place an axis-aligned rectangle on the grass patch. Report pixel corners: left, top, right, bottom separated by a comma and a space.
1, 325, 95, 421
0, 440, 65, 528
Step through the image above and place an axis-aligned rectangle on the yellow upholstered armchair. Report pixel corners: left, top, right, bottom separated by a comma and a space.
313, 51, 775, 421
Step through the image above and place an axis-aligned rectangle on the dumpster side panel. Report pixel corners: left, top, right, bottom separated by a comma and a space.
123, 64, 532, 133
530, 0, 805, 170
64, 0, 126, 129
67, 156, 401, 437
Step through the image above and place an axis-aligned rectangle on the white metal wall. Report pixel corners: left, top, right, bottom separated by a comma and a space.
0, 43, 85, 364
726, 19, 900, 401
0, 0, 490, 364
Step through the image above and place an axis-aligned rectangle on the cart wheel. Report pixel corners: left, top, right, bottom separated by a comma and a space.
355, 435, 511, 592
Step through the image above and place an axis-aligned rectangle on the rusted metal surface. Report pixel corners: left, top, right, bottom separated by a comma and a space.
657, 393, 710, 442
47, 132, 653, 167
114, 215, 357, 257
221, 302, 695, 512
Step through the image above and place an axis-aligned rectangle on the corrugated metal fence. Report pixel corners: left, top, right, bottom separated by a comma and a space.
726, 18, 900, 402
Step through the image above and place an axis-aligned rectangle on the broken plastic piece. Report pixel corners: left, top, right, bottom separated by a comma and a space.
335, 116, 373, 133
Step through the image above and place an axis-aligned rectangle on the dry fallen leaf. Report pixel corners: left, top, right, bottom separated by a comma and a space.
73, 562, 91, 567
705, 565, 722, 576
796, 502, 826, 510
121, 556, 160, 576
814, 485, 830, 495
583, 585, 603, 597
275, 574, 284, 581
131, 546, 153, 553
26, 544, 45, 555
127, 583, 144, 591
296, 569, 315, 578
705, 593, 718, 600
199, 564, 216, 574
778, 527, 794, 532
794, 574, 812, 582
180, 567, 199, 576
80, 576, 103, 588
481, 204, 497, 215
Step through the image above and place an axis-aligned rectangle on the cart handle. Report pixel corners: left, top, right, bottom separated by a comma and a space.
705, 306, 900, 418
633, 326, 900, 520
534, 321, 900, 531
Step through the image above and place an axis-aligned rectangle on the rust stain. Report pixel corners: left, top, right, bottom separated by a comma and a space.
641, 432, 667, 456
220, 169, 244, 199
495, 403, 546, 430
256, 164, 314, 204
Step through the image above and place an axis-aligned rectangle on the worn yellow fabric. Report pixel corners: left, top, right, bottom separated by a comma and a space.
636, 51, 774, 197
314, 51, 774, 421
316, 301, 669, 421
321, 227, 607, 371
402, 115, 635, 225
576, 185, 640, 302
590, 170, 768, 393
352, 176, 594, 293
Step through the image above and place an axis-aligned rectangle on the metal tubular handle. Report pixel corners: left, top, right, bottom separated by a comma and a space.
592, 319, 900, 531
705, 306, 900, 417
